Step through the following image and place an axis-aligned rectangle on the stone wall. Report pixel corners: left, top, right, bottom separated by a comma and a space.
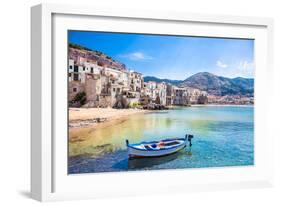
69, 81, 85, 101
98, 95, 112, 108
85, 73, 101, 102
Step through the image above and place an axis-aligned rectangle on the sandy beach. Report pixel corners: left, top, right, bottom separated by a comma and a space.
69, 107, 149, 129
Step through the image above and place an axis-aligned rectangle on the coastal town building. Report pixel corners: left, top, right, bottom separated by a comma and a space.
68, 44, 208, 108
172, 87, 190, 105
207, 94, 253, 105
142, 81, 167, 105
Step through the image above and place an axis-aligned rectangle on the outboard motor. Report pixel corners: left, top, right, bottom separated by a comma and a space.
187, 134, 193, 147
185, 134, 194, 156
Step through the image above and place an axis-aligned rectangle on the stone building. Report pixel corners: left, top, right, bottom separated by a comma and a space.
166, 84, 173, 106
142, 81, 167, 105
156, 82, 167, 105
68, 59, 144, 107
186, 87, 207, 104
172, 87, 190, 105
169, 86, 208, 105
68, 44, 209, 108
68, 81, 85, 101
68, 59, 103, 83
84, 73, 101, 103
129, 71, 143, 92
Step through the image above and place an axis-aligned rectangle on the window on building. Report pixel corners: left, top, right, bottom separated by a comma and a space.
68, 73, 71, 77
73, 73, 79, 81
73, 88, 77, 92
83, 66, 85, 71
113, 88, 116, 92
91, 67, 93, 73
69, 65, 73, 70
74, 65, 78, 72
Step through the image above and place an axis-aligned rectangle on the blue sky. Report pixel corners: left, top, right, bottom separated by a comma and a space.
69, 31, 254, 80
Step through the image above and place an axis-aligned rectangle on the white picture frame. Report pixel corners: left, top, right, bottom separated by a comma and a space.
31, 3, 274, 202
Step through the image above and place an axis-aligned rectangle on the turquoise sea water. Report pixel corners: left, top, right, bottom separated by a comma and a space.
68, 106, 254, 174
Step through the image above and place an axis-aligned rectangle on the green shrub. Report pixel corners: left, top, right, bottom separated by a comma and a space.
73, 92, 87, 105
129, 102, 140, 108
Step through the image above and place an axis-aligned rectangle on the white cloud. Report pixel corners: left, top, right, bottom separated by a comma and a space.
216, 60, 228, 68
214, 60, 254, 78
235, 60, 254, 77
238, 60, 254, 71
119, 52, 153, 61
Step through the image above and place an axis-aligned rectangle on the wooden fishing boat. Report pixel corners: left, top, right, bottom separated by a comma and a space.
126, 134, 193, 158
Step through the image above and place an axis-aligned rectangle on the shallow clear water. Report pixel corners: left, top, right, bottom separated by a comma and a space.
68, 106, 254, 174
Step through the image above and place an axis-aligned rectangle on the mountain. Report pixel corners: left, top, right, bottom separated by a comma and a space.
179, 72, 254, 96
144, 72, 254, 96
144, 76, 182, 85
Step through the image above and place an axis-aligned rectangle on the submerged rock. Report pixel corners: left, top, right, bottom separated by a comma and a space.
142, 103, 168, 110
69, 117, 107, 128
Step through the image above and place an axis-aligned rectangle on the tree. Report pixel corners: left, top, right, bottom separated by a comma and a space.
73, 92, 87, 106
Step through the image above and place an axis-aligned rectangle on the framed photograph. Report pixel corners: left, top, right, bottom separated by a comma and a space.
31, 3, 274, 201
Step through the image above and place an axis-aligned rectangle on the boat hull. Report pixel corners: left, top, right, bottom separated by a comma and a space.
127, 140, 186, 158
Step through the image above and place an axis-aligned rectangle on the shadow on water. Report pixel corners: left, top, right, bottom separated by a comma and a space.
128, 152, 183, 170
113, 148, 192, 170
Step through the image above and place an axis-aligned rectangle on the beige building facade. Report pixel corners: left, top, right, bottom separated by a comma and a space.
68, 46, 208, 108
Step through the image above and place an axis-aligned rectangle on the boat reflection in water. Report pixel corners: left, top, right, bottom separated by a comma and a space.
127, 149, 191, 170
